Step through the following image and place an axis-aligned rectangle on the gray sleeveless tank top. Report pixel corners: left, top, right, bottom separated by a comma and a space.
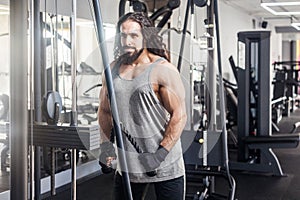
111, 57, 185, 183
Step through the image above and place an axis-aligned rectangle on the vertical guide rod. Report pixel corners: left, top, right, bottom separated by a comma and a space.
71, 0, 78, 200
33, 0, 42, 199
189, 2, 194, 130
29, 0, 35, 198
10, 0, 28, 199
206, 1, 216, 130
213, 0, 236, 199
91, 0, 133, 199
71, 0, 78, 125
50, 15, 56, 91
177, 0, 191, 72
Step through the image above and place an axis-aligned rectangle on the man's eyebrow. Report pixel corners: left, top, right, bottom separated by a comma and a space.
120, 31, 140, 36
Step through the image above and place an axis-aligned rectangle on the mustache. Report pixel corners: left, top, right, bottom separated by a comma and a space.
122, 46, 137, 51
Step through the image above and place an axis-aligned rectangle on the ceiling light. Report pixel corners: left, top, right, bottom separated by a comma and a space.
291, 22, 300, 30
0, 6, 9, 11
261, 2, 300, 15
0, 11, 9, 15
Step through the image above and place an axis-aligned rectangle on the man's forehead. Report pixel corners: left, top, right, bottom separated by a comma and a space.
120, 20, 142, 32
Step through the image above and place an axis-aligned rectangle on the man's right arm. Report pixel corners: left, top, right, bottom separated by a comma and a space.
97, 76, 113, 143
98, 73, 118, 173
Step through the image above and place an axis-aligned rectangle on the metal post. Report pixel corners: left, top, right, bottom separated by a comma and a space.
10, 0, 28, 199
71, 0, 78, 199
29, 0, 34, 199
71, 148, 77, 200
206, 0, 217, 130
71, 0, 77, 126
206, 0, 216, 194
177, 0, 190, 72
214, 1, 235, 198
33, 0, 42, 199
50, 15, 57, 91
189, 3, 194, 130
49, 10, 57, 196
91, 1, 133, 199
257, 32, 271, 136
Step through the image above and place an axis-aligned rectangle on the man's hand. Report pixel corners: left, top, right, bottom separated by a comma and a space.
99, 141, 116, 174
138, 146, 169, 173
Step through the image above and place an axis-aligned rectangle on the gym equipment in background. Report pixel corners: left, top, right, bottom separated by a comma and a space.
119, 0, 180, 29
149, 0, 180, 29
30, 2, 100, 199
181, 0, 236, 199
0, 94, 9, 171
272, 61, 300, 133
42, 91, 62, 125
229, 31, 300, 176
272, 61, 300, 113
0, 94, 9, 121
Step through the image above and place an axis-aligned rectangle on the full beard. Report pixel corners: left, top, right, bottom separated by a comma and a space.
119, 48, 144, 65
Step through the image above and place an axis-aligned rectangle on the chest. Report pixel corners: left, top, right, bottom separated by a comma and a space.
116, 65, 162, 102
119, 64, 149, 80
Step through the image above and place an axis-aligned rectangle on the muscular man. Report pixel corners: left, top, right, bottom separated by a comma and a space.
98, 12, 187, 200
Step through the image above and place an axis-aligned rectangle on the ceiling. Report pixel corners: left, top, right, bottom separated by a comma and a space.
222, 0, 300, 28
141, 0, 300, 32
0, 0, 299, 32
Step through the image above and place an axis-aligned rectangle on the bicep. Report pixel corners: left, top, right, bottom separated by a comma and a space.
159, 84, 185, 116
158, 69, 187, 149
98, 85, 111, 116
157, 67, 186, 115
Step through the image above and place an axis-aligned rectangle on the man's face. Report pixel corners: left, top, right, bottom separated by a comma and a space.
119, 20, 144, 64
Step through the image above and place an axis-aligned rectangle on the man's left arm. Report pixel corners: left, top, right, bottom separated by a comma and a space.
158, 64, 187, 151
139, 62, 187, 174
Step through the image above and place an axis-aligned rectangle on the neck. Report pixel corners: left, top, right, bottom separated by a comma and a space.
131, 50, 152, 66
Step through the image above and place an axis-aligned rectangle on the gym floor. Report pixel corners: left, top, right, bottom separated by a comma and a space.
39, 108, 300, 200
0, 109, 299, 200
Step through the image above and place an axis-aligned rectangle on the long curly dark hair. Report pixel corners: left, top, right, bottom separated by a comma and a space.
113, 12, 169, 61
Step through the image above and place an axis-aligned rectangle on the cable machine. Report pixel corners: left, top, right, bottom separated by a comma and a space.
180, 0, 236, 199
29, 1, 101, 200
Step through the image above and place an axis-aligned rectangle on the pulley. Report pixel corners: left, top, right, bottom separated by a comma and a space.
194, 0, 208, 7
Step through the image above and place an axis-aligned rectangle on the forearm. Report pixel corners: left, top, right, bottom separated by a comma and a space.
160, 111, 187, 151
98, 81, 113, 143
98, 109, 113, 143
